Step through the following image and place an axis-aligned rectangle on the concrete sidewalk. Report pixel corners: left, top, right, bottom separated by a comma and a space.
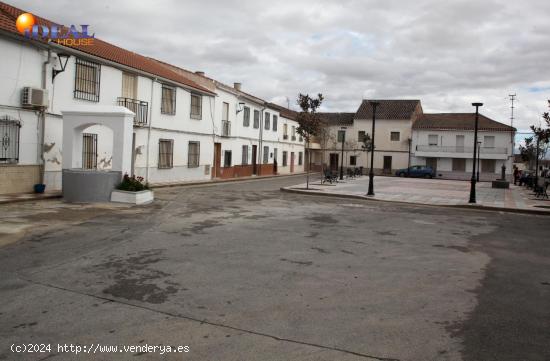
0, 191, 62, 205
283, 176, 550, 214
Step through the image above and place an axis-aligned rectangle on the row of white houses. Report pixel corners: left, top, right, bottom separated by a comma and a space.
0, 2, 305, 194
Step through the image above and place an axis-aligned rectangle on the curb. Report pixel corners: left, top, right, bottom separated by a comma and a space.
280, 187, 550, 216
150, 172, 307, 189
0, 193, 62, 205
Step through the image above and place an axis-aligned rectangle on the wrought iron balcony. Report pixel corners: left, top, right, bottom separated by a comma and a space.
283, 134, 288, 140
291, 135, 296, 141
117, 97, 149, 126
222, 120, 231, 137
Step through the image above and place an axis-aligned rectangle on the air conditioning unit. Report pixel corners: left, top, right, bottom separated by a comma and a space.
21, 87, 49, 108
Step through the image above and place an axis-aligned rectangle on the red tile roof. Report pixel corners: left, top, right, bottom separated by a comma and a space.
413, 113, 516, 131
0, 1, 215, 95
267, 103, 298, 120
318, 112, 355, 126
355, 99, 421, 120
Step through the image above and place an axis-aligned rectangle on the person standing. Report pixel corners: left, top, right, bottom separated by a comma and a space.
513, 166, 520, 185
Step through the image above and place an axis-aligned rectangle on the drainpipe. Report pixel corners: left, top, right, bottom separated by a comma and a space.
39, 49, 52, 185
145, 78, 156, 183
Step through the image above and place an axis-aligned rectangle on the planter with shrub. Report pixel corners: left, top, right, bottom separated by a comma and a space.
110, 174, 153, 205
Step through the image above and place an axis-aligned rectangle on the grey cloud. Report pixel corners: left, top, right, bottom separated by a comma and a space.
11, 0, 550, 133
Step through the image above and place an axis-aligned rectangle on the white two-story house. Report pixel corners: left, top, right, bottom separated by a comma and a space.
0, 1, 304, 194
317, 100, 422, 174
152, 63, 306, 179
411, 113, 515, 180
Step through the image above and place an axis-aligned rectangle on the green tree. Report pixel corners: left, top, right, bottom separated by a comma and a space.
296, 93, 324, 189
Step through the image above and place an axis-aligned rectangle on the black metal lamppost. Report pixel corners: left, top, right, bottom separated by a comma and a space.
407, 137, 412, 176
339, 127, 347, 180
469, 102, 483, 203
476, 141, 481, 182
367, 101, 379, 196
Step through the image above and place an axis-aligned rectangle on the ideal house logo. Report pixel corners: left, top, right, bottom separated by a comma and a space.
15, 12, 95, 46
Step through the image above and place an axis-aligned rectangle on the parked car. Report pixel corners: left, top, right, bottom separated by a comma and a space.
395, 165, 435, 178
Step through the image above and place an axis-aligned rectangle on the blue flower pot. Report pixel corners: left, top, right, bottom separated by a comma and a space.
34, 184, 46, 193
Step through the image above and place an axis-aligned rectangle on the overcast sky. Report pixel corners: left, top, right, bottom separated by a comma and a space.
13, 0, 550, 139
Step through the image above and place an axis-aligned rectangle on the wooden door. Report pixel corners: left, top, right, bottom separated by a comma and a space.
252, 145, 257, 175
329, 153, 339, 172
273, 148, 278, 174
383, 156, 392, 173
290, 152, 295, 173
213, 143, 221, 178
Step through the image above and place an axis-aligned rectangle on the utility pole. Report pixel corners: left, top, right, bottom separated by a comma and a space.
509, 94, 516, 154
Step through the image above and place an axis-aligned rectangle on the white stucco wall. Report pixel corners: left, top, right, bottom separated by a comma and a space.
0, 35, 304, 192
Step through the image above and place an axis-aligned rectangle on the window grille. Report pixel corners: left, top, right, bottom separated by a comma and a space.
82, 133, 97, 169
0, 116, 21, 164
158, 139, 174, 168
188, 141, 200, 167
161, 85, 176, 115
74, 58, 101, 102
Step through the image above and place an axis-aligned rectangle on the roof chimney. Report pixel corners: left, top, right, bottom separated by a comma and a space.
195, 71, 205, 76
234, 82, 242, 91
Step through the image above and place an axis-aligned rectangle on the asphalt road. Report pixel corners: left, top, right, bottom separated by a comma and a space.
0, 175, 549, 361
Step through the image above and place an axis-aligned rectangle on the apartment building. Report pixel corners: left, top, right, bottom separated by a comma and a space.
411, 113, 515, 180
0, 2, 304, 194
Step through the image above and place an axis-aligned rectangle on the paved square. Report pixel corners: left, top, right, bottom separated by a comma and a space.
0, 176, 549, 360
289, 175, 549, 211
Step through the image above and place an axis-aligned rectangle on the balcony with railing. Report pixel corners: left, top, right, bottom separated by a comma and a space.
291, 135, 296, 141
221, 120, 231, 137
414, 145, 509, 159
117, 97, 149, 126
283, 134, 288, 140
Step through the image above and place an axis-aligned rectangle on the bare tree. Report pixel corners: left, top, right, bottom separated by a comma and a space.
296, 93, 324, 189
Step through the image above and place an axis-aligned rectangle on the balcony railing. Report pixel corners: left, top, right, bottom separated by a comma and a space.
291, 135, 296, 141
117, 97, 149, 126
222, 120, 231, 137
416, 145, 508, 154
283, 134, 288, 140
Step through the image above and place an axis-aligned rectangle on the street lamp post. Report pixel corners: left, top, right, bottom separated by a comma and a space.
367, 101, 379, 196
476, 141, 481, 182
339, 127, 346, 180
469, 102, 483, 203
407, 137, 412, 176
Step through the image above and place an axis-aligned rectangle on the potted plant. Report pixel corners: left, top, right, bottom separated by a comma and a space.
110, 173, 154, 205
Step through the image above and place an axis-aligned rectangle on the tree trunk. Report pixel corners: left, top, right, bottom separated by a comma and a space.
306, 139, 310, 189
